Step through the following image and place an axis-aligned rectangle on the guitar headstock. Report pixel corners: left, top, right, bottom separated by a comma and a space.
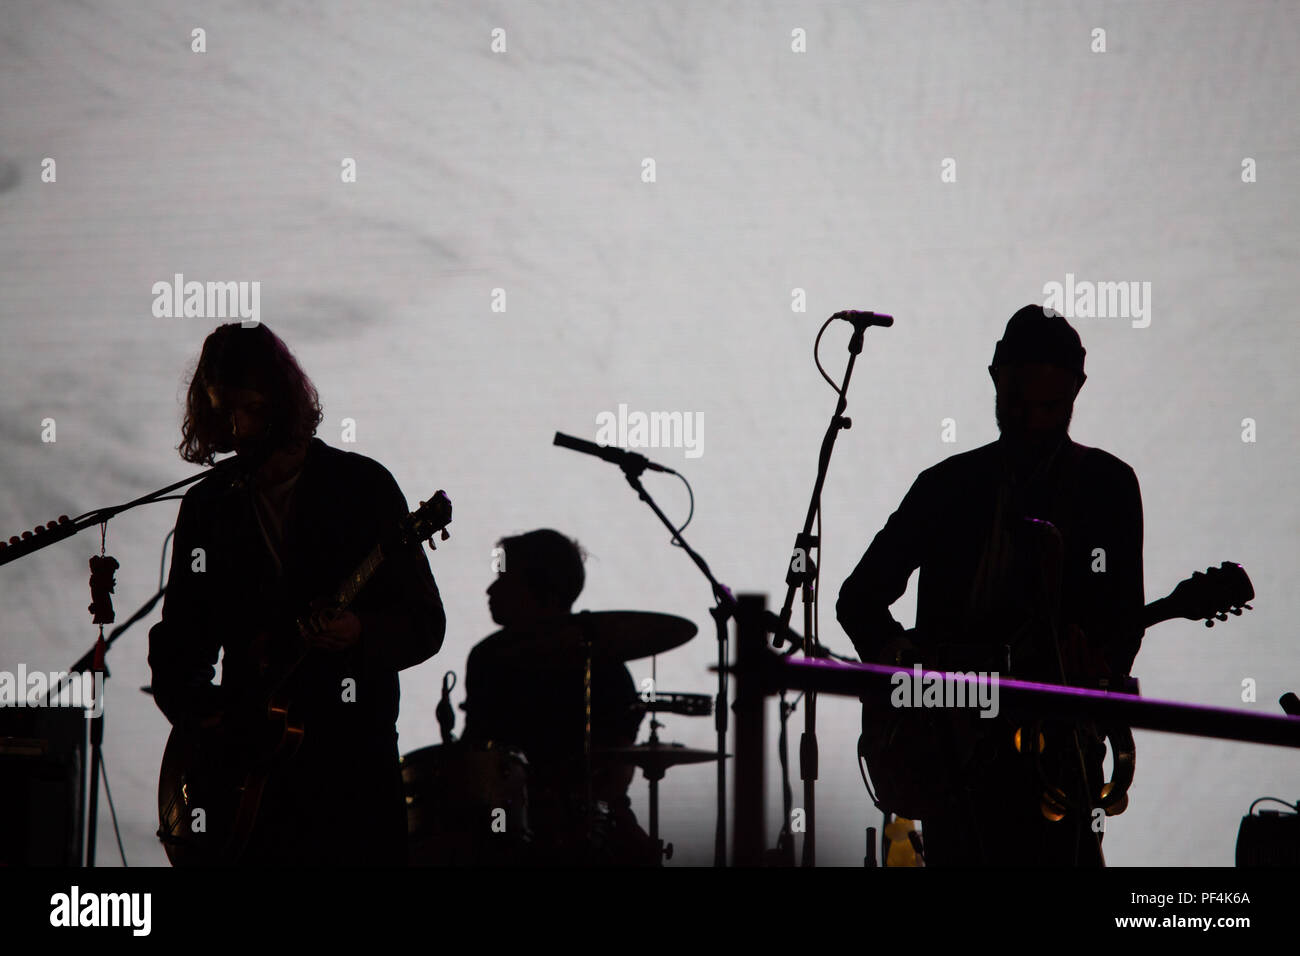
402, 490, 453, 550
1166, 561, 1254, 627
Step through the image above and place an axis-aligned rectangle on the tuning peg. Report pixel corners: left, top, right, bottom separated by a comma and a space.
1204, 619, 1215, 628
440, 529, 450, 541
1229, 606, 1243, 616
1215, 611, 1228, 621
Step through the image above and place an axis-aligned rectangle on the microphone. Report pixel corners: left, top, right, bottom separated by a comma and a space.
553, 432, 675, 474
212, 447, 269, 491
832, 310, 894, 328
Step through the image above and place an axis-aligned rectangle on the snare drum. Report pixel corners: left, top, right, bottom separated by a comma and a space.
402, 741, 531, 865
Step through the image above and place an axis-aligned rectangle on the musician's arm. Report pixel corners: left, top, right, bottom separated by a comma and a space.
354, 466, 447, 672
1083, 463, 1145, 679
1107, 465, 1145, 676
836, 470, 931, 664
147, 491, 225, 728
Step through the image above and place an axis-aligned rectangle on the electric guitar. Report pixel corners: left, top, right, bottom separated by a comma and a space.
156, 490, 452, 866
858, 561, 1255, 822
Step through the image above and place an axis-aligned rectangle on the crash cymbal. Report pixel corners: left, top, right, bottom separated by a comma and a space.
597, 741, 729, 774
495, 610, 697, 669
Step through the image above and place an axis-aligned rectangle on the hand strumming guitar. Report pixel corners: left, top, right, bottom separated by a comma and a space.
304, 607, 362, 651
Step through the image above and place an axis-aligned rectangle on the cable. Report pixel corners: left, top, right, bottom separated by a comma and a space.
813, 505, 821, 651
99, 755, 129, 867
1248, 796, 1299, 815
665, 469, 695, 546
857, 749, 880, 810
776, 694, 795, 843
812, 316, 842, 394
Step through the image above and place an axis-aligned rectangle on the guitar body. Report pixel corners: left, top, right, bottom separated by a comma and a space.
156, 660, 309, 866
859, 690, 1001, 821
858, 637, 1022, 821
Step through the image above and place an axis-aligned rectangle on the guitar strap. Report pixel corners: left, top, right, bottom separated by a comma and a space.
965, 439, 1090, 650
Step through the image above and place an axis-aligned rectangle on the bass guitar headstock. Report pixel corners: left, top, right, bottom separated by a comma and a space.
1165, 561, 1254, 627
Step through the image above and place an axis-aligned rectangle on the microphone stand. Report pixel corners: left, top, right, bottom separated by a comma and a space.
0, 454, 247, 568
554, 433, 807, 865
45, 587, 167, 865
6, 454, 252, 865
774, 314, 879, 867
614, 457, 739, 867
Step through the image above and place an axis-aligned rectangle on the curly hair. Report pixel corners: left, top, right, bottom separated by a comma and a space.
178, 323, 323, 465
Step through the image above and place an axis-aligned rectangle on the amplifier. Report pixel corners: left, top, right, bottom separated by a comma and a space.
0, 706, 87, 866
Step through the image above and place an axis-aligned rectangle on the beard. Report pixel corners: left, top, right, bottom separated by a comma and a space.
996, 398, 1072, 457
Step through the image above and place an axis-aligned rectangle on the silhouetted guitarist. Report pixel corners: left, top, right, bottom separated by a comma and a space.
837, 305, 1145, 865
148, 323, 446, 865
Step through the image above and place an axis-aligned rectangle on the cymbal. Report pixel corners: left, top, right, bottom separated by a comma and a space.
495, 611, 697, 669
597, 741, 729, 775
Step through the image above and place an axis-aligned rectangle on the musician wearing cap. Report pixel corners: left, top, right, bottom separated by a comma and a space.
462, 528, 659, 865
837, 304, 1145, 866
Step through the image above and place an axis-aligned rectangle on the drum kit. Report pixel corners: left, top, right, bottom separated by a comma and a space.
401, 610, 726, 866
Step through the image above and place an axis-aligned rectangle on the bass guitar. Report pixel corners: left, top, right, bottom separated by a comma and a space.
858, 560, 1254, 822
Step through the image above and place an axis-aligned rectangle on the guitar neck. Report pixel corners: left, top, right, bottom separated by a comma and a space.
1142, 596, 1178, 632
333, 543, 385, 612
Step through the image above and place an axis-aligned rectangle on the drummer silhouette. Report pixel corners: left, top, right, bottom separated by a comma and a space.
461, 529, 658, 865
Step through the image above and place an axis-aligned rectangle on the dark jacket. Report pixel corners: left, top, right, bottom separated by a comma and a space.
149, 437, 445, 735
148, 438, 446, 863
837, 437, 1144, 680
149, 438, 445, 733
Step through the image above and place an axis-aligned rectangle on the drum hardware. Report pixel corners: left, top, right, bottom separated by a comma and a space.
637, 692, 713, 717
601, 715, 730, 863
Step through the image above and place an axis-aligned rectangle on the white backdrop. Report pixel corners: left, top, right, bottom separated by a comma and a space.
2, 0, 1297, 866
